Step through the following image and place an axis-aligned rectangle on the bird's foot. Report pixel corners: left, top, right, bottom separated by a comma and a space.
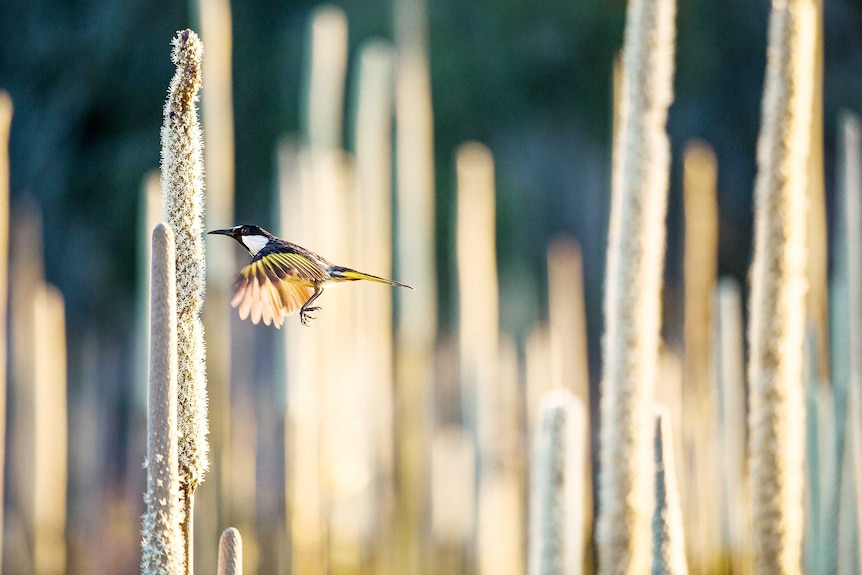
300, 306, 320, 326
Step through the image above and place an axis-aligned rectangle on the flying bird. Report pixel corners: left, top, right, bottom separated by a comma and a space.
209, 224, 413, 327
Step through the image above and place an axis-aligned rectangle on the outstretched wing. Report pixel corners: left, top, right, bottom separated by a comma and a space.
230, 250, 328, 328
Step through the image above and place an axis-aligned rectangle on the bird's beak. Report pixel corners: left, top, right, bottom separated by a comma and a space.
208, 228, 234, 237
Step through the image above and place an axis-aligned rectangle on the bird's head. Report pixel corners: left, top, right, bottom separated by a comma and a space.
208, 224, 274, 257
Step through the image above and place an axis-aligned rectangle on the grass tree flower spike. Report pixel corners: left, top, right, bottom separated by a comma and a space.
528, 389, 586, 575
217, 528, 243, 575
652, 408, 688, 575
597, 0, 676, 570
161, 28, 209, 491
141, 223, 184, 574
160, 28, 208, 573
747, 0, 815, 571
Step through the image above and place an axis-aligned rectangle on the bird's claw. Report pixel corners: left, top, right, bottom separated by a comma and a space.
300, 306, 320, 326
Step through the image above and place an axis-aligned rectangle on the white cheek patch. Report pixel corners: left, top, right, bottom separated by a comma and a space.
241, 234, 269, 256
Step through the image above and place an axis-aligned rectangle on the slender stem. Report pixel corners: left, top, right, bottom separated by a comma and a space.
182, 490, 195, 575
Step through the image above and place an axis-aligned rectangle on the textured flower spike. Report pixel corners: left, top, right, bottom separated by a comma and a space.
161, 28, 209, 493
160, 28, 208, 575
652, 407, 688, 575
0, 91, 10, 571
141, 223, 184, 575
598, 0, 676, 569
528, 389, 585, 575
217, 528, 243, 575
747, 0, 815, 571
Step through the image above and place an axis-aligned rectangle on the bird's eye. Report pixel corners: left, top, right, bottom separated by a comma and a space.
242, 226, 250, 234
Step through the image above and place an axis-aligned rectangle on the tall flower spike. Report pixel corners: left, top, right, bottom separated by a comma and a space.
598, 0, 676, 569
161, 29, 209, 492
141, 223, 184, 575
0, 90, 11, 571
528, 389, 585, 575
747, 0, 815, 571
652, 407, 688, 575
160, 29, 208, 574
217, 527, 243, 575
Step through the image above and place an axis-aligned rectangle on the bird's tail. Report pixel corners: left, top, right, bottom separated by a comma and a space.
333, 267, 414, 289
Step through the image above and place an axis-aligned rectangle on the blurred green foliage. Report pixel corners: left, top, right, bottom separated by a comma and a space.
0, 0, 861, 373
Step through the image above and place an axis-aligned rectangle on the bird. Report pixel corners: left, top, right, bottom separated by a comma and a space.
208, 224, 413, 328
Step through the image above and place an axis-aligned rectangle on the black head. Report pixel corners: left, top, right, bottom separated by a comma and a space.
208, 224, 274, 239
208, 225, 276, 256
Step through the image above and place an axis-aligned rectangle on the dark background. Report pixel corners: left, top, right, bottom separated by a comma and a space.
0, 0, 861, 395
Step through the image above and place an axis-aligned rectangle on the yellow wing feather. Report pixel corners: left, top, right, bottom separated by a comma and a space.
229, 246, 410, 327
230, 254, 321, 328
